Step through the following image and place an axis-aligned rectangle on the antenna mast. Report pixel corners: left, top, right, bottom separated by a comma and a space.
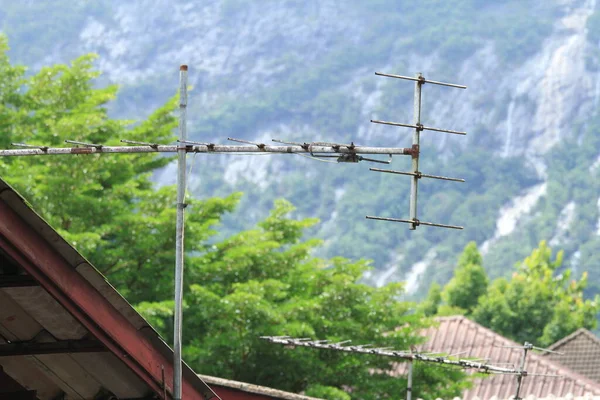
173, 64, 188, 400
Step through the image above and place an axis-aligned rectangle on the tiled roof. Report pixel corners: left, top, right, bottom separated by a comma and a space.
418, 397, 600, 400
394, 316, 600, 400
544, 328, 600, 384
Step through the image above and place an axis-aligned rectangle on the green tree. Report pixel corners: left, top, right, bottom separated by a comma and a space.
441, 242, 488, 315
139, 200, 469, 399
0, 35, 239, 303
0, 37, 468, 399
419, 283, 442, 316
472, 241, 599, 346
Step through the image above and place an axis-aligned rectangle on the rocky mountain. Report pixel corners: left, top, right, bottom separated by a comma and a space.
1, 0, 599, 297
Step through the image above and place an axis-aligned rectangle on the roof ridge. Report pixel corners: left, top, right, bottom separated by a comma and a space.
433, 315, 520, 347
546, 328, 600, 351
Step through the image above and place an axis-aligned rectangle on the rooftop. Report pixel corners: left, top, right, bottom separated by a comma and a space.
395, 316, 600, 400
544, 328, 600, 384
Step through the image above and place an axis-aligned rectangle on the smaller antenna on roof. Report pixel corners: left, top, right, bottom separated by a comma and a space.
499, 342, 565, 400
261, 335, 528, 400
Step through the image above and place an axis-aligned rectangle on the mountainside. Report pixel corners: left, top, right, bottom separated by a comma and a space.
1, 0, 599, 298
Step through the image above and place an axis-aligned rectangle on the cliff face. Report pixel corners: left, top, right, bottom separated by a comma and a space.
2, 0, 599, 293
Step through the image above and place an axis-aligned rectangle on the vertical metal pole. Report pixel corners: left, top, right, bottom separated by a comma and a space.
406, 360, 413, 400
514, 342, 530, 400
174, 64, 188, 400
409, 73, 423, 230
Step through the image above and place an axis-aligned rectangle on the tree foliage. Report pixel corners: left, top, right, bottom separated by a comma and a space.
0, 35, 240, 303
140, 199, 469, 399
432, 240, 599, 347
441, 242, 488, 314
0, 37, 468, 399
473, 241, 599, 346
419, 283, 442, 317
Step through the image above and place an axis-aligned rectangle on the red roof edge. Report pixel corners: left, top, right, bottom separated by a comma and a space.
0, 180, 219, 400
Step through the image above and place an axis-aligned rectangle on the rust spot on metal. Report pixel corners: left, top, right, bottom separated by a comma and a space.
71, 148, 93, 154
180, 65, 188, 71
411, 144, 420, 159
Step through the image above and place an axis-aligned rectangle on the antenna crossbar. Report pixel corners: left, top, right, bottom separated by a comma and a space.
260, 336, 521, 374
365, 216, 463, 230
370, 167, 465, 182
371, 119, 467, 136
375, 72, 467, 89
0, 144, 413, 157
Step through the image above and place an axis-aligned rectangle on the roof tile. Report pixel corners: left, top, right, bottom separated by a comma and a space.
545, 329, 600, 384
393, 316, 600, 400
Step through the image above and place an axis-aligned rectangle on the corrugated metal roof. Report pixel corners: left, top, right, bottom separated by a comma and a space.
544, 328, 600, 384
0, 177, 219, 399
393, 316, 600, 400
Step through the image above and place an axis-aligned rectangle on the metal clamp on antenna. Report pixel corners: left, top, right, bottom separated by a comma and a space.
65, 139, 103, 149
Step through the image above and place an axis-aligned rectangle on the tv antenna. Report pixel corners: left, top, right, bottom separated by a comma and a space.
493, 341, 564, 400
0, 67, 470, 399
0, 65, 462, 400
367, 71, 467, 230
